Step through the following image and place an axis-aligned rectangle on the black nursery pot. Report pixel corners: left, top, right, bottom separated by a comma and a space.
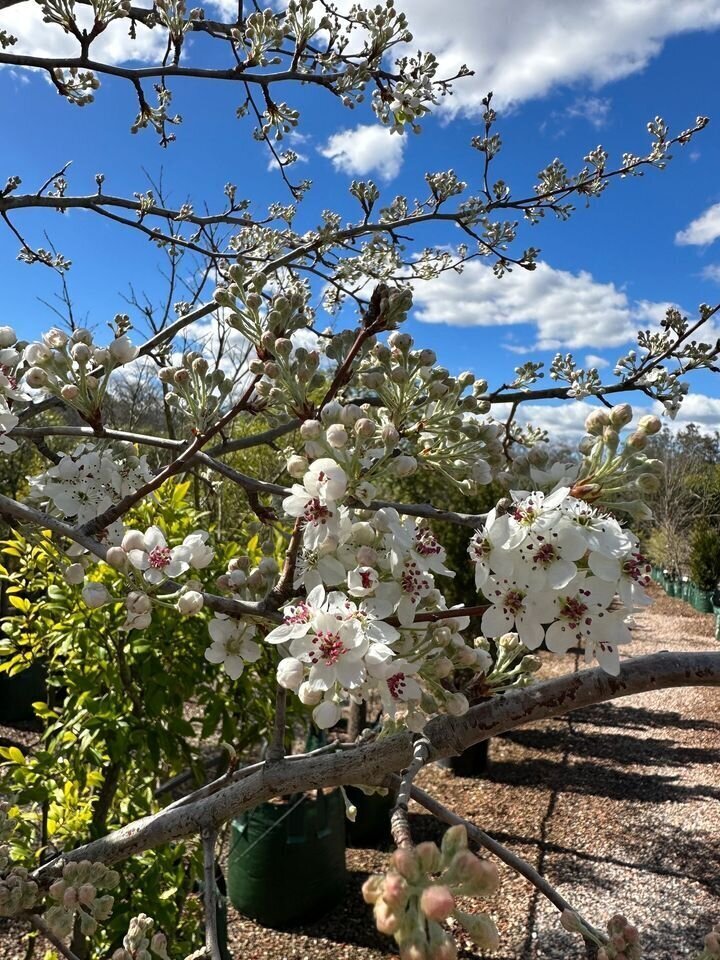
438, 739, 490, 778
0, 662, 47, 723
345, 785, 396, 848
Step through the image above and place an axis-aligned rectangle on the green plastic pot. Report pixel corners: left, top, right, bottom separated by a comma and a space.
692, 588, 714, 614
713, 606, 720, 643
227, 789, 347, 928
0, 662, 47, 723
345, 786, 395, 848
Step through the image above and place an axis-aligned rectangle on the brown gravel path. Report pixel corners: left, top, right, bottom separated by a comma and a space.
2, 586, 718, 959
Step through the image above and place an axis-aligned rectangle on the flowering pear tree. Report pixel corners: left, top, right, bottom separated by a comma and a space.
1, 2, 720, 959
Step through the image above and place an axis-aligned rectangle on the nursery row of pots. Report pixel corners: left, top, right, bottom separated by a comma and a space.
650, 566, 720, 640
651, 567, 717, 612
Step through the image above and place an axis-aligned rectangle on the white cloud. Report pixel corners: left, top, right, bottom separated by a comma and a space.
701, 264, 720, 283
654, 393, 720, 431
319, 124, 406, 182
0, 4, 167, 64
393, 0, 720, 115
411, 260, 675, 351
585, 354, 610, 369
675, 203, 720, 246
565, 96, 612, 128
492, 392, 720, 446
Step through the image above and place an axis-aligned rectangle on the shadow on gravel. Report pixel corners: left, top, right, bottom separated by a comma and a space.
490, 826, 720, 897
502, 728, 718, 768
568, 701, 720, 733
483, 757, 720, 804
251, 869, 396, 954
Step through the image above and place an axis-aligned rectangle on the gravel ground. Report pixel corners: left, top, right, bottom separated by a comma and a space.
2, 584, 718, 959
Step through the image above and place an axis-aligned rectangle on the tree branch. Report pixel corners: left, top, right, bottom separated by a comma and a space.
30, 651, 720, 880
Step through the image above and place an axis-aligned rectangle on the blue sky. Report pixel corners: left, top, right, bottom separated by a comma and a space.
2, 0, 720, 438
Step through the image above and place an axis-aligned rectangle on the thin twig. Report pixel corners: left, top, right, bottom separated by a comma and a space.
409, 784, 607, 949
28, 915, 82, 960
201, 829, 221, 960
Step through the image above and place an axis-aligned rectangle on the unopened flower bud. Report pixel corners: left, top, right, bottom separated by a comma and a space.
286, 454, 308, 479
446, 692, 469, 716
420, 885, 455, 921
60, 383, 80, 401
326, 424, 348, 448
637, 414, 661, 435
626, 430, 647, 450
609, 403, 633, 428
0, 325, 17, 348
82, 582, 111, 608
71, 342, 91, 364
381, 423, 400, 446
432, 656, 453, 678
177, 590, 204, 615
394, 455, 417, 477
298, 681, 323, 706
77, 883, 96, 905
585, 410, 610, 435
126, 591, 152, 614
64, 563, 86, 586
277, 657, 304, 691
300, 419, 322, 440
379, 872, 409, 908
25, 366, 48, 388
354, 417, 376, 439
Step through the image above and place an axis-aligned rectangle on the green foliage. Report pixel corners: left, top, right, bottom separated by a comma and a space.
0, 480, 282, 956
689, 526, 720, 592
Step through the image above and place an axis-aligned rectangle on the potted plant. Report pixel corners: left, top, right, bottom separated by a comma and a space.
689, 526, 720, 613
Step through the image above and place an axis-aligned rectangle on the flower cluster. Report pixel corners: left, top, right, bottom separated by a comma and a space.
470, 486, 650, 675
362, 826, 500, 960
504, 405, 664, 521
0, 805, 38, 918
112, 913, 170, 960
261, 493, 491, 728
597, 915, 642, 960
45, 860, 119, 938
11, 318, 139, 425
698, 923, 720, 960
158, 351, 233, 432
30, 443, 153, 546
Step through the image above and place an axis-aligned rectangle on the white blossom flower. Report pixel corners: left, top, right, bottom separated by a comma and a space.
204, 618, 261, 679
481, 576, 552, 650
264, 584, 326, 644
126, 526, 192, 585
468, 509, 514, 589
181, 530, 214, 569
347, 565, 380, 597
542, 574, 617, 657
290, 609, 368, 690
369, 657, 422, 717
108, 335, 138, 365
